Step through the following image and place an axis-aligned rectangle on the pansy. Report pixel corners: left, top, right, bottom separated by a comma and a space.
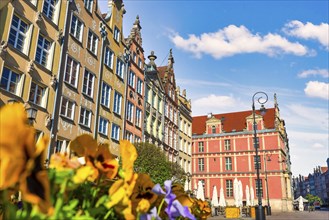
68, 134, 119, 180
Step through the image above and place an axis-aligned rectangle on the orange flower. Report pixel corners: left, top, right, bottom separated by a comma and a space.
0, 103, 53, 214
68, 134, 119, 180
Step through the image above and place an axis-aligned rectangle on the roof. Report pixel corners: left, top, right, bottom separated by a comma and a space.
321, 167, 328, 173
157, 66, 167, 80
192, 108, 276, 135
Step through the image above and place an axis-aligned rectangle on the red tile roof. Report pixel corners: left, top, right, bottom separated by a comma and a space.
192, 108, 276, 135
157, 66, 167, 80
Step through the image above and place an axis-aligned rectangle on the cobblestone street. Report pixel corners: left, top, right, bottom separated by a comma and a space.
209, 210, 329, 220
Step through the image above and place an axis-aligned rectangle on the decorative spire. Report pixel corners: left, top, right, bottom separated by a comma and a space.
167, 48, 174, 70
147, 51, 157, 71
104, 0, 113, 20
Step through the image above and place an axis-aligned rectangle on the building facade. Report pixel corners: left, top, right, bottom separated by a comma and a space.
143, 51, 165, 149
177, 87, 193, 189
191, 94, 293, 211
124, 15, 144, 143
0, 0, 68, 160
158, 49, 179, 163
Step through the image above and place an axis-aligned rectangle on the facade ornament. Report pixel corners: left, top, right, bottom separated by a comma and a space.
56, 29, 64, 44
99, 22, 107, 39
182, 89, 186, 97
45, 114, 52, 128
27, 60, 35, 73
50, 75, 58, 88
35, 11, 42, 23
104, 0, 113, 20
0, 41, 8, 58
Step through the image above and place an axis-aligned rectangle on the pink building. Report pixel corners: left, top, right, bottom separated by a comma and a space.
191, 95, 293, 211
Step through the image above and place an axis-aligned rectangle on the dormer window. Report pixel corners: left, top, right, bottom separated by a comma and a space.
212, 125, 216, 134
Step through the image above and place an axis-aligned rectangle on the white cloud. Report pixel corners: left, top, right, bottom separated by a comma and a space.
312, 143, 324, 148
298, 69, 329, 78
192, 94, 248, 116
170, 25, 310, 59
304, 81, 329, 100
283, 20, 329, 50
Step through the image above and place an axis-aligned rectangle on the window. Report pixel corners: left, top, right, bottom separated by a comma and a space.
128, 71, 135, 88
225, 157, 232, 171
64, 56, 79, 87
198, 142, 204, 152
132, 52, 137, 63
138, 58, 143, 69
255, 179, 263, 197
116, 58, 124, 79
111, 123, 120, 141
9, 15, 29, 53
79, 107, 91, 127
99, 117, 108, 135
101, 82, 111, 108
125, 131, 133, 143
126, 101, 134, 123
60, 97, 75, 120
82, 70, 94, 98
135, 136, 141, 143
104, 47, 114, 68
84, 0, 93, 12
212, 125, 216, 134
0, 67, 21, 94
87, 30, 98, 55
42, 0, 57, 21
70, 15, 83, 42
198, 158, 204, 171
224, 139, 231, 150
136, 78, 143, 94
114, 26, 120, 42
135, 108, 142, 127
226, 180, 233, 197
35, 35, 51, 67
29, 82, 45, 106
254, 155, 261, 170
113, 91, 122, 114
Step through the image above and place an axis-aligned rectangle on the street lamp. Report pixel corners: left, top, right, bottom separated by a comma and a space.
252, 91, 268, 220
264, 152, 272, 215
186, 172, 192, 195
26, 106, 38, 125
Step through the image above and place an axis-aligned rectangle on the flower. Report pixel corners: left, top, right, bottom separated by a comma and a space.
68, 134, 119, 181
0, 103, 53, 214
153, 180, 195, 220
136, 199, 151, 213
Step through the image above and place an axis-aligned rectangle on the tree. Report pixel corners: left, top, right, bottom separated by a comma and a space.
305, 194, 322, 205
133, 142, 186, 185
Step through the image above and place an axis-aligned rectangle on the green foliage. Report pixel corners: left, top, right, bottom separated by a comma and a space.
305, 194, 322, 204
133, 142, 186, 185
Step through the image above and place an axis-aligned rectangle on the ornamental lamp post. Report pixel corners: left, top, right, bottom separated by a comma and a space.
264, 152, 272, 215
26, 106, 38, 126
252, 91, 268, 220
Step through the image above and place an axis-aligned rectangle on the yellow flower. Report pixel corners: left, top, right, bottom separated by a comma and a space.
72, 166, 96, 184
0, 103, 53, 214
136, 199, 150, 214
68, 134, 119, 180
49, 153, 81, 170
119, 140, 137, 181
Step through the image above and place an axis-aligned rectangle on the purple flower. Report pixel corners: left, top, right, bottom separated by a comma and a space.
140, 207, 161, 220
152, 180, 196, 220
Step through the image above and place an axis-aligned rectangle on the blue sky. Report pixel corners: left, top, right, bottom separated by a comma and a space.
99, 0, 329, 176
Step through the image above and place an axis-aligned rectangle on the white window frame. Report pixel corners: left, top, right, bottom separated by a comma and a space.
35, 34, 53, 69
111, 123, 120, 141
79, 107, 91, 128
87, 30, 98, 55
114, 26, 120, 42
70, 14, 84, 42
126, 101, 134, 123
198, 158, 204, 171
60, 97, 75, 120
42, 0, 60, 24
116, 58, 124, 79
84, 0, 93, 13
125, 131, 133, 143
64, 56, 80, 87
137, 78, 143, 94
104, 47, 114, 69
128, 71, 135, 88
101, 82, 111, 108
82, 69, 95, 98
113, 91, 122, 115
8, 14, 31, 54
29, 81, 47, 107
135, 107, 142, 127
0, 67, 23, 96
225, 157, 232, 171
99, 116, 108, 135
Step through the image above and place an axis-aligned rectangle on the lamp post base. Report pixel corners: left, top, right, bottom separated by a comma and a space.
266, 206, 271, 215
256, 205, 266, 220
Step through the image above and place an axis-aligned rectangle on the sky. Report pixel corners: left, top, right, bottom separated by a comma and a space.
99, 0, 329, 177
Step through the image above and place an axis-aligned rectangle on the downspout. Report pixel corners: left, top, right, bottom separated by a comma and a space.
47, 0, 70, 163
93, 24, 107, 139
122, 47, 130, 140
